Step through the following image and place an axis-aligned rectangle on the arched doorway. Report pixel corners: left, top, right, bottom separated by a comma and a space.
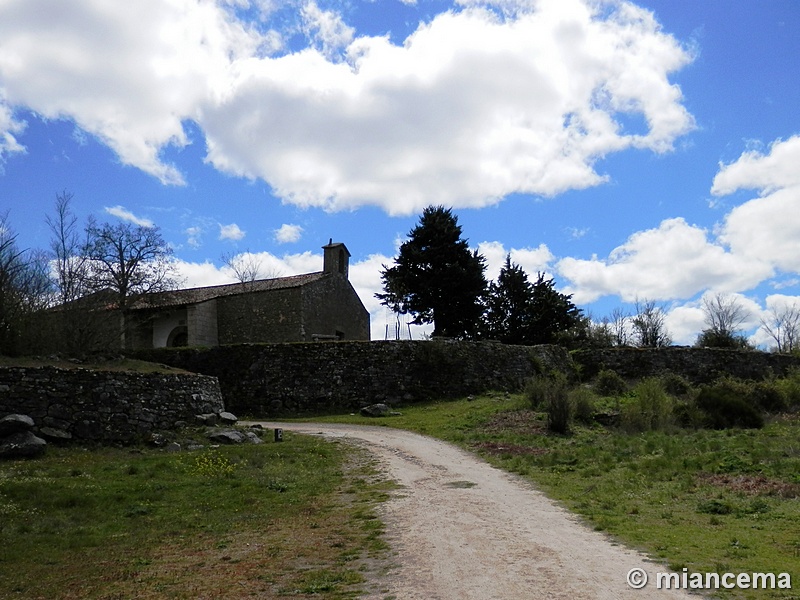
167, 326, 188, 347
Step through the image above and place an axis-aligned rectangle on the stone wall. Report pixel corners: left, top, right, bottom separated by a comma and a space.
571, 347, 800, 384
133, 341, 569, 417
0, 367, 223, 443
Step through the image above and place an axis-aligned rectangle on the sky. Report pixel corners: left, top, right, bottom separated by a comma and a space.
0, 0, 799, 345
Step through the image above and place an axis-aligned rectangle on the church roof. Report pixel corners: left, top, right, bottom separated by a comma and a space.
129, 271, 328, 310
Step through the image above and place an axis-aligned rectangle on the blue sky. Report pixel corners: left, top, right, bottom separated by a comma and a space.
1, 0, 799, 344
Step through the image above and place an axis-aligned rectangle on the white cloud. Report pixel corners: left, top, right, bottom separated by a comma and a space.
274, 223, 303, 244
300, 1, 354, 59
0, 97, 26, 167
711, 136, 800, 196
478, 241, 554, 281
104, 205, 155, 227
0, 0, 261, 184
219, 223, 246, 241
712, 136, 800, 275
0, 0, 694, 213
185, 226, 203, 249
557, 218, 771, 304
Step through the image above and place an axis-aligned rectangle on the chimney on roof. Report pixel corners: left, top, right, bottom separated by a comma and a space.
322, 241, 350, 279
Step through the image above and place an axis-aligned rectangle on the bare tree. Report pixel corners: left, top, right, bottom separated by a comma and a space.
45, 192, 114, 353
221, 250, 263, 286
84, 219, 179, 309
84, 219, 180, 347
631, 298, 671, 348
760, 301, 800, 353
695, 293, 751, 349
46, 191, 90, 305
702, 293, 749, 337
609, 307, 630, 346
0, 214, 52, 354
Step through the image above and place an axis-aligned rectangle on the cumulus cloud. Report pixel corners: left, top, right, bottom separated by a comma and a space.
104, 205, 155, 227
219, 223, 246, 241
300, 1, 354, 59
557, 218, 771, 304
274, 223, 304, 243
0, 0, 694, 213
478, 241, 554, 281
0, 0, 261, 184
713, 136, 800, 274
711, 136, 800, 196
0, 98, 25, 167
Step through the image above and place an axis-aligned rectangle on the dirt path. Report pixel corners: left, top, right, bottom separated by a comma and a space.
250, 422, 698, 599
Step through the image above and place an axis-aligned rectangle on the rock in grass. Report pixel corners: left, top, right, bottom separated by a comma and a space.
218, 411, 238, 425
0, 414, 35, 436
0, 431, 47, 458
360, 403, 400, 417
207, 429, 246, 444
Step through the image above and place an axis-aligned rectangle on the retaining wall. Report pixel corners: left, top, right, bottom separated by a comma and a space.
571, 347, 800, 384
133, 341, 570, 417
0, 367, 223, 443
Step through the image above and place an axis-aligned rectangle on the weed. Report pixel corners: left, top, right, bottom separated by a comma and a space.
621, 378, 673, 432
594, 369, 627, 397
696, 385, 764, 429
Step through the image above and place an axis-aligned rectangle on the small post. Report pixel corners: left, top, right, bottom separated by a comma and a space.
274, 428, 283, 442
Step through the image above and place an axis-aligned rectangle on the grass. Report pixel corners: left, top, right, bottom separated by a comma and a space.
300, 392, 800, 599
0, 430, 395, 599
0, 355, 187, 373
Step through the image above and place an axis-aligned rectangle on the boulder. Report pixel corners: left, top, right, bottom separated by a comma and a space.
359, 403, 399, 417
207, 429, 246, 444
218, 411, 238, 425
0, 431, 47, 458
0, 414, 35, 436
196, 413, 218, 426
38, 427, 72, 442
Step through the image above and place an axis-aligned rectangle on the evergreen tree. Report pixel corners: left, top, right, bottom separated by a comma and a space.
481, 256, 581, 345
528, 272, 582, 345
482, 255, 533, 344
377, 206, 486, 338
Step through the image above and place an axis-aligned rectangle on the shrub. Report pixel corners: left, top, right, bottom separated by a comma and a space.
570, 386, 597, 424
710, 377, 788, 414
526, 373, 572, 434
594, 369, 627, 397
673, 398, 705, 429
621, 378, 673, 432
695, 386, 764, 429
776, 368, 800, 409
659, 372, 693, 397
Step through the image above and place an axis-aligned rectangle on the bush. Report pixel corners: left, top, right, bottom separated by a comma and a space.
695, 386, 764, 429
659, 372, 693, 397
710, 377, 788, 414
526, 373, 572, 434
570, 387, 597, 424
776, 368, 800, 409
594, 369, 627, 397
621, 378, 673, 432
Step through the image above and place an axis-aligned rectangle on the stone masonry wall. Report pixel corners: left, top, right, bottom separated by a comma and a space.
0, 367, 223, 443
133, 341, 570, 417
571, 347, 800, 384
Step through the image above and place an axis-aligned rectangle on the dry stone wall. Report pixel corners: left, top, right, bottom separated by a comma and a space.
133, 341, 570, 417
572, 347, 800, 384
0, 367, 223, 444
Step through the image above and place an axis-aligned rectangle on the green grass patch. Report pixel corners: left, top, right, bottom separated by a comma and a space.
302, 394, 800, 599
0, 432, 394, 599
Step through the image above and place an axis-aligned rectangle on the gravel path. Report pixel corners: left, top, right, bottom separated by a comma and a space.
250, 422, 699, 599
